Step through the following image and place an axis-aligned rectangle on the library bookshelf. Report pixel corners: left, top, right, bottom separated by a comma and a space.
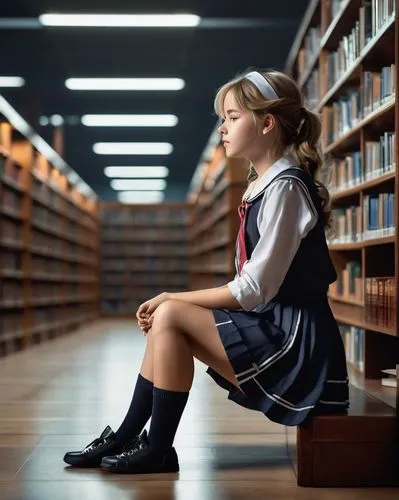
100, 203, 190, 316
286, 0, 399, 407
187, 134, 248, 291
0, 97, 100, 357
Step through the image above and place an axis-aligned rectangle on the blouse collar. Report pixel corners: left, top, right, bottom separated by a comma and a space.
245, 154, 298, 202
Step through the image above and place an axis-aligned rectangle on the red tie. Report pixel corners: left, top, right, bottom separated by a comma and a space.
236, 201, 252, 276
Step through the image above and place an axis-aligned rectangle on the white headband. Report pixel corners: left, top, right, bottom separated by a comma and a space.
244, 71, 279, 101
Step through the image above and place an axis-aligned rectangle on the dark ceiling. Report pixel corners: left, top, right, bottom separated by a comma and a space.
0, 0, 308, 201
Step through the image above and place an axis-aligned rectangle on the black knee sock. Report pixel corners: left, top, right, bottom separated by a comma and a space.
148, 387, 189, 452
115, 374, 153, 444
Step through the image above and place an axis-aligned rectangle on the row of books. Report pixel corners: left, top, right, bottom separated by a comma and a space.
367, 0, 396, 40
0, 160, 23, 185
330, 193, 394, 243
1, 282, 24, 301
0, 158, 96, 227
2, 188, 23, 215
102, 243, 188, 257
326, 0, 395, 90
364, 133, 396, 178
329, 261, 363, 303
1, 251, 21, 271
339, 324, 365, 372
326, 0, 346, 27
101, 300, 143, 314
2, 219, 21, 241
102, 208, 190, 225
322, 83, 395, 145
363, 193, 395, 239
32, 181, 97, 230
330, 206, 362, 243
102, 274, 188, 286
328, 136, 395, 194
326, 22, 361, 90
102, 259, 188, 272
1, 214, 97, 259
1, 314, 24, 336
102, 285, 185, 297
191, 255, 232, 269
30, 256, 70, 274
305, 69, 320, 109
0, 280, 96, 299
102, 228, 189, 241
363, 66, 396, 115
297, 27, 321, 77
327, 151, 362, 192
365, 276, 396, 328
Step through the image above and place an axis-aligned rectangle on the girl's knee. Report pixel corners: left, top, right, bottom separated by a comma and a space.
152, 299, 180, 329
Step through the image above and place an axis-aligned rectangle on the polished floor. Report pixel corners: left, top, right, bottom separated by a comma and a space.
0, 319, 398, 500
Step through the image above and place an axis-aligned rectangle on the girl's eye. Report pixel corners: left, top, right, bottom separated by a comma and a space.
230, 116, 239, 121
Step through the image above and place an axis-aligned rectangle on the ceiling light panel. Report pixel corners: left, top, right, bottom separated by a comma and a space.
110, 179, 166, 190
39, 14, 200, 27
104, 166, 169, 178
0, 77, 25, 87
82, 115, 178, 127
117, 191, 165, 204
65, 78, 184, 91
93, 143, 173, 155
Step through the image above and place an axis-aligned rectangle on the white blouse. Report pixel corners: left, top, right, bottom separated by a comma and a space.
227, 156, 319, 312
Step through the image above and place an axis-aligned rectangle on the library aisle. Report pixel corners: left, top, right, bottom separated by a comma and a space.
0, 320, 398, 500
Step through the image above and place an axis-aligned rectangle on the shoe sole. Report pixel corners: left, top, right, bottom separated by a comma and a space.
63, 458, 102, 468
100, 461, 179, 474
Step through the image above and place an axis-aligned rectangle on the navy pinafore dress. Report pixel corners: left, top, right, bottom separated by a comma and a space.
207, 167, 349, 426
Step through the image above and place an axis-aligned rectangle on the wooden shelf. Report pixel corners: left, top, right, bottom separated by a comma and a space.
285, 0, 320, 76
329, 235, 395, 250
324, 97, 396, 154
100, 203, 190, 316
299, 51, 320, 88
329, 294, 364, 307
320, 0, 361, 49
317, 15, 396, 111
1, 103, 100, 357
288, 4, 399, 472
331, 170, 396, 201
330, 299, 396, 336
0, 174, 25, 193
348, 365, 397, 410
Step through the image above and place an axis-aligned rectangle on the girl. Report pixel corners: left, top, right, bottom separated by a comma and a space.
64, 69, 349, 474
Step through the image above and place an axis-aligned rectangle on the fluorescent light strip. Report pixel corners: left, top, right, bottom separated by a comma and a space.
66, 78, 185, 91
118, 191, 165, 204
93, 142, 173, 155
82, 114, 178, 127
0, 77, 25, 88
104, 166, 169, 178
111, 179, 166, 190
39, 14, 200, 27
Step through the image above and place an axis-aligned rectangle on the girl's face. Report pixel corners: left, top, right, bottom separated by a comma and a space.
218, 88, 268, 160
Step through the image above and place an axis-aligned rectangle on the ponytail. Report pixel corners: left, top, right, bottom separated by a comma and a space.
294, 108, 332, 228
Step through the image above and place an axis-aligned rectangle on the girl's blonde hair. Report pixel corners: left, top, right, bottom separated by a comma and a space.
214, 69, 331, 228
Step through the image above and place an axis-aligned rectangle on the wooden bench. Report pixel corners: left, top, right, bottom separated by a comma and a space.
294, 385, 399, 487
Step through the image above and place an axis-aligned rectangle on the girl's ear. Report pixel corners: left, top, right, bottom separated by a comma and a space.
262, 113, 275, 135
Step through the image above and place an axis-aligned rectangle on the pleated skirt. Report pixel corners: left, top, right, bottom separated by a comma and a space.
207, 298, 349, 426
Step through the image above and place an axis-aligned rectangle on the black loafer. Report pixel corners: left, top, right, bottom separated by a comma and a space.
101, 430, 179, 474
63, 426, 124, 468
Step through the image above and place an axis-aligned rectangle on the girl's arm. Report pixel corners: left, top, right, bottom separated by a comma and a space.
168, 284, 242, 310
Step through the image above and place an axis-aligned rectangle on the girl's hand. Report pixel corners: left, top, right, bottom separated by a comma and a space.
138, 314, 153, 335
136, 292, 170, 333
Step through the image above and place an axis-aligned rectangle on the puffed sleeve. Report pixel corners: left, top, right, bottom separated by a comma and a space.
227, 179, 318, 311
